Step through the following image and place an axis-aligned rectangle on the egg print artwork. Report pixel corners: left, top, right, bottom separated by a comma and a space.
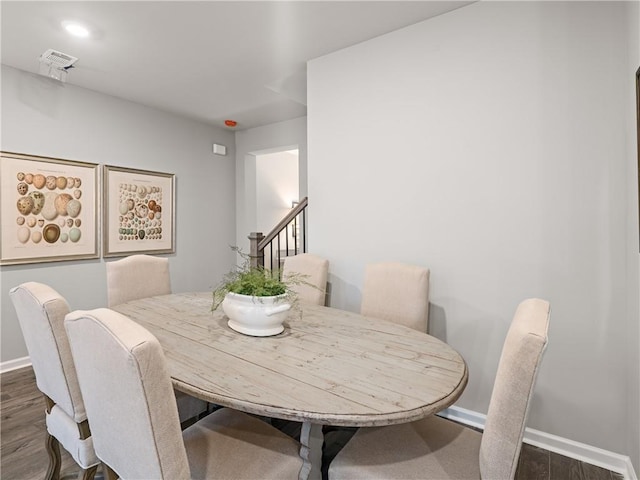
43, 224, 60, 243
32, 174, 46, 189
12, 169, 85, 249
41, 192, 59, 220
67, 200, 81, 218
54, 193, 73, 216
69, 228, 81, 243
117, 182, 163, 241
16, 196, 34, 215
30, 192, 45, 215
17, 226, 30, 244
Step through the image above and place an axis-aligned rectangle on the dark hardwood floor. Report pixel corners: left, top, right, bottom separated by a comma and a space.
1, 366, 625, 480
1, 367, 81, 479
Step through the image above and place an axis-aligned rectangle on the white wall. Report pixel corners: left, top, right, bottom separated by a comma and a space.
235, 117, 307, 253
256, 150, 299, 236
1, 65, 237, 363
308, 0, 639, 465
626, 0, 640, 468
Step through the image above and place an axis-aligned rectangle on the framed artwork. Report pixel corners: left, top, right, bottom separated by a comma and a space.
103, 165, 175, 257
0, 151, 99, 265
637, 67, 640, 251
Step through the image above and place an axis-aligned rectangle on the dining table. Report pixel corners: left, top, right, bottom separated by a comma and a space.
111, 292, 468, 480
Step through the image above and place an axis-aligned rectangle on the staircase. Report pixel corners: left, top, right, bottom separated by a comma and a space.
248, 197, 308, 271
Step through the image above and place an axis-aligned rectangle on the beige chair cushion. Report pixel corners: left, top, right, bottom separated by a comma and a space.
330, 298, 550, 480
329, 416, 481, 479
106, 254, 171, 307
360, 262, 430, 332
184, 408, 303, 479
65, 308, 303, 479
9, 282, 99, 469
282, 253, 329, 305
46, 405, 97, 468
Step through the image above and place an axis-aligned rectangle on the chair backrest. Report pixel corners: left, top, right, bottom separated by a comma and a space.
106, 254, 171, 307
65, 308, 190, 479
282, 253, 329, 305
9, 282, 86, 422
360, 262, 430, 332
479, 298, 551, 480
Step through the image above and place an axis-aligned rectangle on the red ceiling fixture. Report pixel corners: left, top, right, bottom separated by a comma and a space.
224, 119, 237, 127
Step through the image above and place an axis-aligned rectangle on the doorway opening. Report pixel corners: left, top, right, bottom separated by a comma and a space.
255, 148, 300, 247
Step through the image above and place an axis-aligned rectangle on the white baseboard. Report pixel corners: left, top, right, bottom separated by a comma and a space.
0, 356, 31, 374
438, 406, 637, 480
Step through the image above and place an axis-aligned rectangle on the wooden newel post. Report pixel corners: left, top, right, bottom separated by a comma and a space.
248, 232, 265, 269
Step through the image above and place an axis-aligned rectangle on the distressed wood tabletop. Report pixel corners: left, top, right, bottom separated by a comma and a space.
112, 292, 468, 480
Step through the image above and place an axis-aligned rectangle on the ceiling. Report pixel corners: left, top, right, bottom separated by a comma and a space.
1, 1, 473, 131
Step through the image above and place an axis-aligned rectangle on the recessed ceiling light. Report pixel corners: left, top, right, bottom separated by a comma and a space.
62, 21, 89, 38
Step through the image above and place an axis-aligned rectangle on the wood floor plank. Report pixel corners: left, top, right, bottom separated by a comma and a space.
550, 451, 584, 480
516, 443, 549, 480
580, 462, 618, 480
1, 428, 79, 480
1, 368, 80, 480
2, 396, 46, 433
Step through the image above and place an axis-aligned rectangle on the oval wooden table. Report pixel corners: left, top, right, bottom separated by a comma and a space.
111, 292, 468, 480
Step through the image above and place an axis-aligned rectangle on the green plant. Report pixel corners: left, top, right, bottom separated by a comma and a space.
224, 267, 287, 297
211, 247, 304, 311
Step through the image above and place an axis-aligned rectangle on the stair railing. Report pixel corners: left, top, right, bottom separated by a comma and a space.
249, 197, 308, 271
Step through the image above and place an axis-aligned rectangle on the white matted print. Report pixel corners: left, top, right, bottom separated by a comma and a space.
0, 151, 99, 265
103, 165, 175, 257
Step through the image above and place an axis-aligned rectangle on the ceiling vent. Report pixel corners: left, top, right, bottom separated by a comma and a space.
38, 49, 78, 82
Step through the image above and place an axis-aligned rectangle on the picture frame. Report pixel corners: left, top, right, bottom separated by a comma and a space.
103, 165, 175, 257
637, 67, 640, 251
1, 151, 99, 265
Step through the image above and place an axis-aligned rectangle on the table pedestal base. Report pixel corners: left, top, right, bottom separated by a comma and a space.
299, 422, 323, 480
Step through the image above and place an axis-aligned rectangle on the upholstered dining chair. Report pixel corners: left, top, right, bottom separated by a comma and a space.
105, 254, 172, 307
329, 298, 551, 480
360, 261, 430, 332
9, 282, 100, 480
105, 253, 208, 425
282, 253, 329, 305
64, 307, 303, 480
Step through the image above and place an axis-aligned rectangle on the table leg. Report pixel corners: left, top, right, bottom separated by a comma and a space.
298, 422, 323, 480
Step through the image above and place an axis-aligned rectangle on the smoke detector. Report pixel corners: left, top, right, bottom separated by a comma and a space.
38, 49, 78, 82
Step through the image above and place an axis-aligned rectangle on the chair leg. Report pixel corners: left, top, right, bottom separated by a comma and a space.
77, 465, 99, 480
45, 432, 62, 480
103, 463, 119, 480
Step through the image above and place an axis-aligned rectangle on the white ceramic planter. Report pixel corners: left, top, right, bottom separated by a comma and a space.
222, 292, 292, 337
